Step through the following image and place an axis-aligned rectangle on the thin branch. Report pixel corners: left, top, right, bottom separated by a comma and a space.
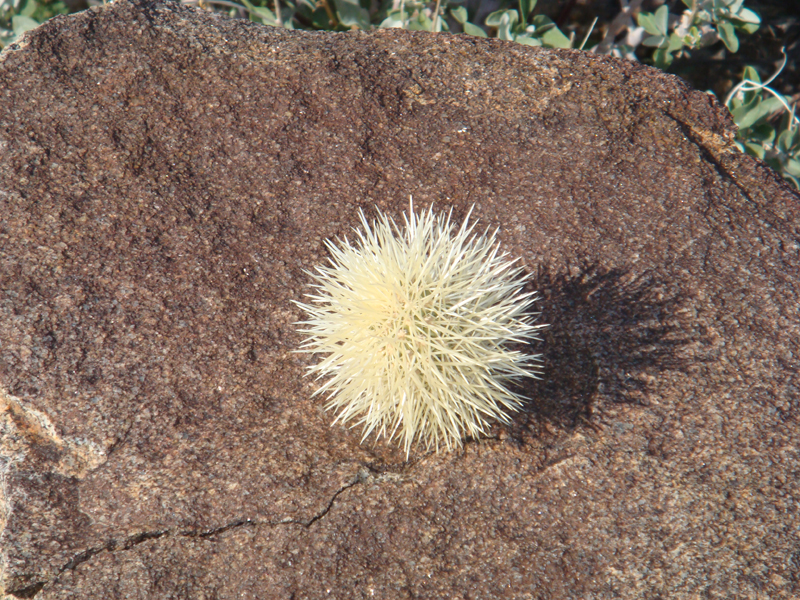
579, 17, 598, 51
725, 48, 788, 105
431, 0, 441, 32
725, 49, 800, 131
317, 0, 338, 28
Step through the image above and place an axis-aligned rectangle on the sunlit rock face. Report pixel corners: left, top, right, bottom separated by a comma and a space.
0, 0, 798, 597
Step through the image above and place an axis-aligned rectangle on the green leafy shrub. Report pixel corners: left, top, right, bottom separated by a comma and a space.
726, 56, 800, 189
483, 0, 570, 47
637, 0, 760, 68
205, 0, 571, 47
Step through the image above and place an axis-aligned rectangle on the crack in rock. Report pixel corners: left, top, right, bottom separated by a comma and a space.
284, 466, 369, 528
60, 529, 170, 572
13, 467, 374, 598
192, 518, 255, 539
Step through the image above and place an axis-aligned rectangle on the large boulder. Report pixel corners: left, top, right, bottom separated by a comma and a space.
1, 0, 798, 597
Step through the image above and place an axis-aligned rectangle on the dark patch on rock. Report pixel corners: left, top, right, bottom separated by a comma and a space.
0, 0, 798, 597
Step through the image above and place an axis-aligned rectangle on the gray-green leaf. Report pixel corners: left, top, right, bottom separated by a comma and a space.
462, 21, 486, 37
541, 25, 571, 48
653, 5, 669, 36
718, 21, 739, 52
783, 158, 800, 178
638, 11, 666, 37
642, 35, 667, 48
332, 0, 370, 29
519, 0, 536, 24
734, 7, 760, 24
733, 96, 784, 130
11, 15, 39, 35
450, 6, 467, 24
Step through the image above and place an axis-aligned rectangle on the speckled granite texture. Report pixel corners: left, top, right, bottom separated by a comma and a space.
0, 0, 798, 597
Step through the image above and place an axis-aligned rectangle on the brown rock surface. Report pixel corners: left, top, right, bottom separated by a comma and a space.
1, 0, 798, 597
